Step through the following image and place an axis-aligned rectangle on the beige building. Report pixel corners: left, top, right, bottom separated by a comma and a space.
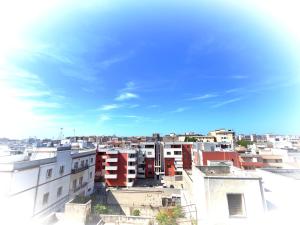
208, 129, 235, 143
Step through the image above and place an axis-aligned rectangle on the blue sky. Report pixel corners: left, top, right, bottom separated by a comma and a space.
0, 0, 300, 138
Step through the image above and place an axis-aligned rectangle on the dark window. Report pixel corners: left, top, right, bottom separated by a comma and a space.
171, 145, 181, 148
43, 193, 49, 205
59, 166, 64, 175
57, 187, 63, 198
227, 194, 246, 217
145, 145, 154, 148
174, 151, 182, 155
46, 169, 52, 178
167, 165, 171, 168
167, 152, 171, 155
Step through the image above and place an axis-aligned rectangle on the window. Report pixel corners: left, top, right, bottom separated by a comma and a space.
171, 144, 181, 148
81, 160, 84, 167
90, 171, 93, 179
46, 169, 52, 179
79, 177, 83, 186
167, 152, 171, 155
74, 162, 79, 169
85, 159, 88, 166
147, 151, 152, 155
227, 194, 246, 217
72, 179, 77, 190
59, 166, 64, 175
174, 151, 182, 155
57, 187, 63, 198
91, 157, 94, 163
43, 193, 49, 205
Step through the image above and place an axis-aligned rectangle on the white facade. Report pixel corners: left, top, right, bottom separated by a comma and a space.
182, 165, 266, 225
0, 147, 96, 224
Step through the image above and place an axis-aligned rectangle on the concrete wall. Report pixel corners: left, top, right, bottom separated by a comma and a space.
183, 166, 266, 225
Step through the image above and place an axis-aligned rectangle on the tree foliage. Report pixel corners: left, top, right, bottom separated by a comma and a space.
184, 137, 197, 142
236, 140, 252, 147
94, 204, 108, 214
132, 209, 141, 216
156, 206, 184, 225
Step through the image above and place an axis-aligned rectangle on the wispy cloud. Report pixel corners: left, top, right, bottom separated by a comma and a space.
148, 105, 159, 108
188, 94, 218, 101
99, 115, 111, 122
115, 92, 139, 101
225, 88, 243, 93
99, 51, 135, 69
127, 104, 139, 109
171, 107, 188, 113
212, 98, 242, 108
98, 104, 121, 111
230, 75, 248, 79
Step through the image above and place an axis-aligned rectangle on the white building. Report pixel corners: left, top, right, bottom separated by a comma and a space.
182, 164, 266, 225
0, 146, 95, 224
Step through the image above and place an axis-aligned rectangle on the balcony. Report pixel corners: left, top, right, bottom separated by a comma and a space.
106, 150, 118, 154
127, 173, 136, 178
128, 158, 136, 162
137, 168, 145, 173
105, 174, 117, 179
127, 165, 136, 170
175, 167, 183, 172
71, 165, 89, 174
105, 166, 118, 171
106, 157, 118, 163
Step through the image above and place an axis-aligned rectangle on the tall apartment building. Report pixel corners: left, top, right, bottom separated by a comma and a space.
163, 142, 193, 176
0, 146, 95, 224
137, 142, 155, 178
96, 147, 137, 187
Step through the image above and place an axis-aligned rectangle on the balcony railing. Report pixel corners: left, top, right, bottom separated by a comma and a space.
105, 174, 117, 179
106, 157, 118, 163
105, 166, 118, 171
128, 158, 136, 162
71, 165, 89, 174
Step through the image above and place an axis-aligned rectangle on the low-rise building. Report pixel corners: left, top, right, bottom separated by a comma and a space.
182, 164, 266, 225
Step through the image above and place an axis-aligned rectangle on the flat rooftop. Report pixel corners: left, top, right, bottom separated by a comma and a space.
197, 165, 261, 179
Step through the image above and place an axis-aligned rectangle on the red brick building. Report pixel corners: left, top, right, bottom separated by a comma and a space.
95, 148, 137, 187
164, 142, 193, 176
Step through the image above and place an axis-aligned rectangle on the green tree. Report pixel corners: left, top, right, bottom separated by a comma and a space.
156, 206, 184, 225
184, 137, 197, 142
94, 204, 108, 214
132, 209, 141, 216
172, 205, 184, 218
236, 140, 252, 148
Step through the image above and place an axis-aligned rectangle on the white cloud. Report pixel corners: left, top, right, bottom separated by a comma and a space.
115, 92, 139, 101
172, 107, 188, 113
188, 94, 218, 101
230, 75, 248, 79
212, 98, 242, 108
148, 105, 159, 108
99, 115, 111, 121
98, 104, 121, 111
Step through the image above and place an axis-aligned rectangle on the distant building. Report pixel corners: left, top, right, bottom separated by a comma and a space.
163, 142, 193, 176
96, 147, 137, 187
208, 129, 235, 143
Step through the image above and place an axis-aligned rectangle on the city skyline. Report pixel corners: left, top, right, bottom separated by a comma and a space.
1, 0, 300, 138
